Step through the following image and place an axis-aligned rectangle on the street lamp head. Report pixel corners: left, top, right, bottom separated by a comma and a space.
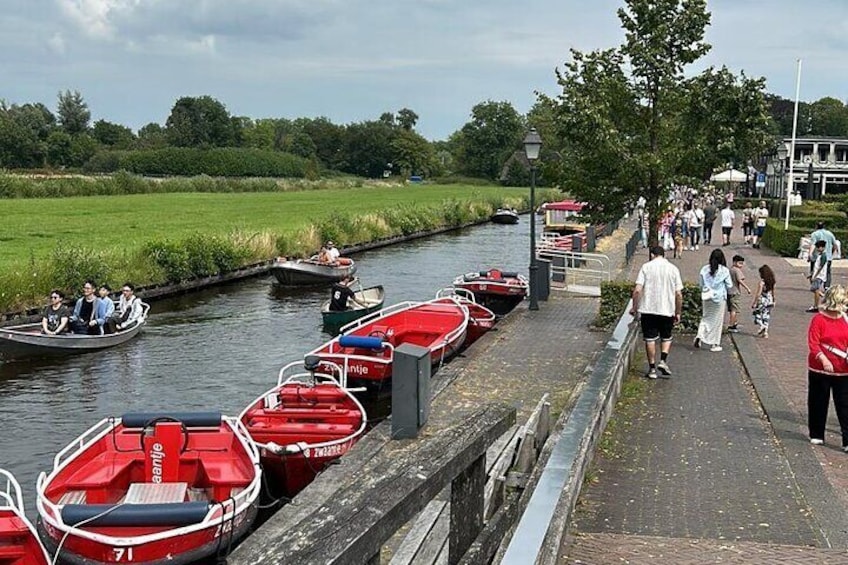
523, 128, 543, 162
776, 144, 788, 161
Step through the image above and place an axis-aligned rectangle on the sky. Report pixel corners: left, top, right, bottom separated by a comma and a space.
2, 0, 848, 141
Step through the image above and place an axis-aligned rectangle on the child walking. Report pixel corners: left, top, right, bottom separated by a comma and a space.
807, 239, 828, 312
727, 255, 752, 333
751, 264, 776, 338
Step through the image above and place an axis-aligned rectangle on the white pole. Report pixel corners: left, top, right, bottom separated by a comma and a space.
784, 58, 802, 230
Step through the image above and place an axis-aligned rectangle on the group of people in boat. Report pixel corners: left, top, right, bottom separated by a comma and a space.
41, 280, 144, 336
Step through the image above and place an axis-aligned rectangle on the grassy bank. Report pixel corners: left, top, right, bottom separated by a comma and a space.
0, 183, 557, 313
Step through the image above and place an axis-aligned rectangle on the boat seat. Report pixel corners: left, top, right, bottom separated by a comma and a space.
278, 387, 348, 403
0, 515, 28, 537
200, 459, 253, 487
259, 422, 358, 436
58, 490, 87, 505
261, 407, 361, 420
64, 453, 138, 489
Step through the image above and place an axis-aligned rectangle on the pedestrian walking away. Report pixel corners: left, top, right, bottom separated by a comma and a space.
695, 249, 732, 352
808, 240, 828, 312
702, 200, 717, 245
720, 203, 735, 246
630, 246, 683, 379
806, 285, 848, 449
751, 264, 776, 338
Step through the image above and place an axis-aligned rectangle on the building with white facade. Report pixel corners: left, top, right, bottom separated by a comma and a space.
764, 136, 848, 198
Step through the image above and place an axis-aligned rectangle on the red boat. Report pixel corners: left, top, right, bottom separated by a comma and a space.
453, 269, 528, 316
239, 357, 368, 498
308, 298, 470, 392
434, 289, 496, 347
0, 469, 50, 565
36, 412, 261, 565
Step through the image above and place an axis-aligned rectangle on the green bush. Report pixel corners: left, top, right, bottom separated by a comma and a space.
144, 235, 249, 282
597, 280, 702, 333
50, 244, 112, 291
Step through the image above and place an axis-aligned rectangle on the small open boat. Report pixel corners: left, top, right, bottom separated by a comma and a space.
36, 411, 261, 564
490, 208, 520, 224
309, 298, 469, 392
239, 357, 367, 498
321, 284, 385, 330
0, 302, 150, 361
453, 269, 528, 316
0, 469, 50, 565
434, 289, 496, 347
271, 256, 357, 286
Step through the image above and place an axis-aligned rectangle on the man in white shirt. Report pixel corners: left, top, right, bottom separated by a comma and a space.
752, 200, 769, 249
630, 246, 683, 379
326, 241, 341, 263
687, 203, 705, 250
720, 203, 736, 246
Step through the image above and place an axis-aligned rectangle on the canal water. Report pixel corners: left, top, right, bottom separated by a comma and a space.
0, 220, 534, 517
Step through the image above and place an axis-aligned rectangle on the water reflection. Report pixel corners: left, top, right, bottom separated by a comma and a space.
0, 220, 532, 519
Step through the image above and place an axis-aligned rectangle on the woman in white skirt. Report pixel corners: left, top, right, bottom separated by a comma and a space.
695, 248, 732, 352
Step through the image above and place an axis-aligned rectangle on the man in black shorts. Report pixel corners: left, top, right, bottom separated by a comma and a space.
630, 246, 683, 379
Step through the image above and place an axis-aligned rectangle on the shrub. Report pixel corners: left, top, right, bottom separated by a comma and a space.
597, 280, 701, 333
50, 244, 111, 292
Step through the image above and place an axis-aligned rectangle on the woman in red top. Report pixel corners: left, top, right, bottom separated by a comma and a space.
807, 285, 848, 449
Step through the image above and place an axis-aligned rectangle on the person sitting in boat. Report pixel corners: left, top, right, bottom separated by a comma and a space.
329, 276, 368, 311
113, 283, 144, 331
69, 280, 109, 335
41, 289, 70, 335
317, 245, 333, 264
97, 284, 116, 333
326, 241, 341, 263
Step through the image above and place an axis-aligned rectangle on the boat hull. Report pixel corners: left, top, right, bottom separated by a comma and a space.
321, 285, 385, 331
38, 503, 257, 565
454, 271, 528, 316
0, 470, 51, 565
0, 320, 146, 361
271, 259, 356, 286
490, 210, 520, 224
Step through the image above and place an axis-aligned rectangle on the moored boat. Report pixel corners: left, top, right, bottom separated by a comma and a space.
453, 269, 528, 316
434, 289, 496, 347
239, 357, 367, 498
309, 298, 469, 392
36, 411, 261, 565
0, 469, 50, 565
0, 302, 150, 361
321, 284, 385, 331
271, 256, 357, 286
490, 208, 520, 224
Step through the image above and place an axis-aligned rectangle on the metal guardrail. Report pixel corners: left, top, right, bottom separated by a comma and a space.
536, 249, 611, 295
624, 229, 641, 265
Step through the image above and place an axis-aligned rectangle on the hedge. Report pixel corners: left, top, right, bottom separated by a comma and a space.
597, 280, 703, 334
761, 219, 848, 257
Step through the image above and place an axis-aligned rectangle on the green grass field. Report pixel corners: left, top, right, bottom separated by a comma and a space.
0, 184, 526, 270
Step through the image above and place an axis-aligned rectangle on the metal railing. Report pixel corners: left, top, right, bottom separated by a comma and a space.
537, 248, 611, 294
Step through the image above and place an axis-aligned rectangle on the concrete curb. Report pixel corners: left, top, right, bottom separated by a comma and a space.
732, 331, 848, 548
498, 302, 641, 564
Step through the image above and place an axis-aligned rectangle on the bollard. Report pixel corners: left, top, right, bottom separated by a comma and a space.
586, 225, 596, 252
537, 259, 550, 301
392, 343, 431, 439
551, 254, 565, 284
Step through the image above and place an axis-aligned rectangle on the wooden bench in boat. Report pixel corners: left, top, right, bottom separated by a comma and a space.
199, 458, 254, 501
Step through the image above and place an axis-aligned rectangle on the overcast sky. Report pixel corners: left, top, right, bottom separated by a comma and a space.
2, 0, 847, 141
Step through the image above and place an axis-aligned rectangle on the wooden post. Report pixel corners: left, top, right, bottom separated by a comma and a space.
449, 454, 485, 564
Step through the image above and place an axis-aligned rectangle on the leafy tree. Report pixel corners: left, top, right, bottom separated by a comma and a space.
455, 100, 524, 180
46, 130, 73, 167
92, 119, 136, 148
391, 128, 437, 177
56, 90, 91, 134
397, 108, 419, 130
241, 118, 278, 150
341, 121, 394, 178
135, 122, 168, 149
299, 117, 346, 169
809, 97, 848, 137
68, 134, 99, 167
165, 95, 235, 147
544, 0, 713, 229
289, 131, 317, 159
379, 112, 395, 126
0, 102, 55, 167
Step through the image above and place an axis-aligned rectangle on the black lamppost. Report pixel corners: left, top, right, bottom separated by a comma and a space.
523, 128, 542, 311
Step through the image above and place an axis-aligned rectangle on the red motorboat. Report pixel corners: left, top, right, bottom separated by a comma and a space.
0, 469, 50, 565
309, 298, 470, 392
453, 269, 528, 316
36, 412, 261, 565
434, 289, 496, 347
239, 357, 368, 498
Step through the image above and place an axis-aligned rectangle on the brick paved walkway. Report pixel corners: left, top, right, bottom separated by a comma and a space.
563, 236, 848, 563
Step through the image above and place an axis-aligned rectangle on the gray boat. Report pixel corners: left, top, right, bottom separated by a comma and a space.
0, 303, 149, 360
271, 257, 357, 286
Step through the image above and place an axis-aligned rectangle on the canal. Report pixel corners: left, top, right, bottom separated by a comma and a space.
0, 220, 534, 517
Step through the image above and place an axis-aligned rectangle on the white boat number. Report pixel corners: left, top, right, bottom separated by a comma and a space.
113, 547, 134, 561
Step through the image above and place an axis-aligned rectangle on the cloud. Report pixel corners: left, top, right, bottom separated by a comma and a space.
47, 32, 66, 54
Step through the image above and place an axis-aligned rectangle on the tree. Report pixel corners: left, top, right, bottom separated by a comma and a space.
299, 117, 346, 170
56, 90, 91, 134
390, 128, 437, 177
809, 97, 848, 137
454, 100, 524, 180
544, 0, 713, 229
92, 119, 136, 148
341, 121, 394, 178
165, 95, 234, 147
135, 122, 168, 149
0, 102, 55, 167
397, 108, 419, 131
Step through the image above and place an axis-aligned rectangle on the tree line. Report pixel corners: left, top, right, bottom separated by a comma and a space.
2, 3, 848, 187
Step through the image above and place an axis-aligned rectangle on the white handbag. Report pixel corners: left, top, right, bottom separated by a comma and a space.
701, 287, 715, 301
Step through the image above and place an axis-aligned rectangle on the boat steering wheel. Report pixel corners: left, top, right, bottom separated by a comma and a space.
139, 416, 190, 454
368, 330, 389, 342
